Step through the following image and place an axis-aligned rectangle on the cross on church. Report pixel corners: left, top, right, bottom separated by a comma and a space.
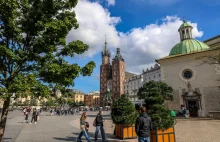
182, 16, 186, 22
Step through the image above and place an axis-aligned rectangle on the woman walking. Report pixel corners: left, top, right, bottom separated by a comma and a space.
77, 112, 91, 142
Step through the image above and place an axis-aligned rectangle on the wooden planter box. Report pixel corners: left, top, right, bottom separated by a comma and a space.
115, 124, 137, 139
150, 127, 176, 142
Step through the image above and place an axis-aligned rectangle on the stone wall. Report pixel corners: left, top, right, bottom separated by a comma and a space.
166, 89, 181, 111
203, 86, 220, 115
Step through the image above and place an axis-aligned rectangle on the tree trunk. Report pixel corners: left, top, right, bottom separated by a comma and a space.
0, 98, 10, 142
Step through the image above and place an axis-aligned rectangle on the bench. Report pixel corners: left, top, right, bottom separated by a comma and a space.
208, 111, 220, 119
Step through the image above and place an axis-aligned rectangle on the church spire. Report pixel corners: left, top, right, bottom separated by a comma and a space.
102, 35, 110, 57
178, 20, 193, 41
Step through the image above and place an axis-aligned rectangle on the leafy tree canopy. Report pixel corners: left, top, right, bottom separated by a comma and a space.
0, 0, 95, 139
0, 0, 95, 98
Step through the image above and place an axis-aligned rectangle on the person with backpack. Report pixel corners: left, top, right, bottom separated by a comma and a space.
94, 110, 106, 141
135, 104, 152, 142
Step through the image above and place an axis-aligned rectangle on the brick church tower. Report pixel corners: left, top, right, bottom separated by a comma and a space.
100, 38, 125, 107
111, 48, 125, 101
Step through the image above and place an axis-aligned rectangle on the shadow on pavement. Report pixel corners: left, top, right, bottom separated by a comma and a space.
53, 136, 75, 142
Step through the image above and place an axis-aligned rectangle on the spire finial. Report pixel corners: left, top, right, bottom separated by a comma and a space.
105, 35, 107, 46
182, 16, 186, 22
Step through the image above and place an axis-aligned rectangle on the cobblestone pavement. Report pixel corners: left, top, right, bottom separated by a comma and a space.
3, 110, 220, 142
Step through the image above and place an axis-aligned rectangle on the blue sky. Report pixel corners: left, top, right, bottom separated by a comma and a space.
66, 0, 220, 93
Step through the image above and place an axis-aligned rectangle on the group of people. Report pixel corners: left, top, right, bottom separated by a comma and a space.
50, 108, 78, 116
23, 107, 40, 124
76, 104, 152, 142
77, 110, 106, 142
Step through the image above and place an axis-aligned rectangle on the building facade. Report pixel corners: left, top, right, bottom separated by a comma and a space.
84, 91, 100, 107
157, 21, 220, 117
73, 90, 85, 104
142, 64, 161, 83
100, 39, 125, 107
123, 64, 161, 105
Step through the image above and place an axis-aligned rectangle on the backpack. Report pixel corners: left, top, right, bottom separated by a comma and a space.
85, 122, 89, 131
96, 114, 103, 123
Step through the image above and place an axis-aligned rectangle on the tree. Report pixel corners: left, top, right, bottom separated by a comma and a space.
0, 0, 95, 140
23, 100, 30, 107
111, 94, 139, 125
30, 98, 37, 106
137, 81, 174, 130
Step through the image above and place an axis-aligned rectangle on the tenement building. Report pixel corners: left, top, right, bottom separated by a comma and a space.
157, 20, 220, 117
123, 64, 161, 105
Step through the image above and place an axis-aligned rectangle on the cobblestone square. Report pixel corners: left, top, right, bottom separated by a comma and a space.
3, 110, 220, 142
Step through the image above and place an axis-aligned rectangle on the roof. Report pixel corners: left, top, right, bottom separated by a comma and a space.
178, 21, 192, 30
157, 47, 220, 62
203, 35, 220, 43
125, 72, 137, 79
169, 39, 210, 56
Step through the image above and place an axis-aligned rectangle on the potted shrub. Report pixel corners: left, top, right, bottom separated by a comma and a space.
137, 81, 175, 142
111, 94, 139, 140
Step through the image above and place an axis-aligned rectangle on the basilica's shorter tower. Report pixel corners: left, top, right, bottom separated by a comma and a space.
111, 48, 125, 101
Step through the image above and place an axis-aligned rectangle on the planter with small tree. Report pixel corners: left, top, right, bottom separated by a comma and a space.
111, 94, 139, 140
137, 81, 175, 142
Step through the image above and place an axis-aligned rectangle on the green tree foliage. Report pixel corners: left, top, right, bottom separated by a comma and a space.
30, 98, 37, 106
23, 100, 30, 106
137, 81, 174, 130
111, 94, 139, 125
0, 0, 95, 140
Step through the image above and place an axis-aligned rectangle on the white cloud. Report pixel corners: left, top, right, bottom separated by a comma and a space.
66, 0, 120, 57
67, 0, 204, 74
106, 0, 115, 6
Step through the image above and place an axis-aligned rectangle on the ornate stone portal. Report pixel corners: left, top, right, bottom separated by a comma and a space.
182, 82, 202, 117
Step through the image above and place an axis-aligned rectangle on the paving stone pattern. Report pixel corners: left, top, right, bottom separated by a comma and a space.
3, 111, 220, 142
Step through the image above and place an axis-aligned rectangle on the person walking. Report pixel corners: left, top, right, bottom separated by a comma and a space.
23, 107, 29, 123
94, 110, 106, 142
135, 104, 152, 142
30, 108, 38, 124
77, 112, 91, 142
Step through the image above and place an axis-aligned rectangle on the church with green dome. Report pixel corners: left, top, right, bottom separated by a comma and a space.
157, 21, 220, 118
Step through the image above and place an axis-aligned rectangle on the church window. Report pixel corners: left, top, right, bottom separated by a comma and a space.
182, 30, 185, 35
159, 74, 161, 77
183, 69, 193, 79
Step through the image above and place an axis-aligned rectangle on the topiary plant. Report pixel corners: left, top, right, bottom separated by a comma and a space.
137, 80, 174, 130
111, 94, 139, 125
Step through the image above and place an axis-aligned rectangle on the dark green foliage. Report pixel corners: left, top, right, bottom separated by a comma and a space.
0, 0, 96, 138
137, 81, 174, 130
30, 98, 37, 106
111, 94, 139, 125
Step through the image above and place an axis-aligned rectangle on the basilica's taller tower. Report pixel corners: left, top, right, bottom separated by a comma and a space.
100, 39, 111, 107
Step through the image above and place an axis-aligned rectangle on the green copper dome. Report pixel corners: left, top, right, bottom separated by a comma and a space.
169, 39, 210, 56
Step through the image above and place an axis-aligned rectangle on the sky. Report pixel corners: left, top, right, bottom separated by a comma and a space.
66, 0, 220, 93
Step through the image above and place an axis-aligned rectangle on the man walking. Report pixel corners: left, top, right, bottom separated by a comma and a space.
135, 104, 152, 142
94, 110, 106, 141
